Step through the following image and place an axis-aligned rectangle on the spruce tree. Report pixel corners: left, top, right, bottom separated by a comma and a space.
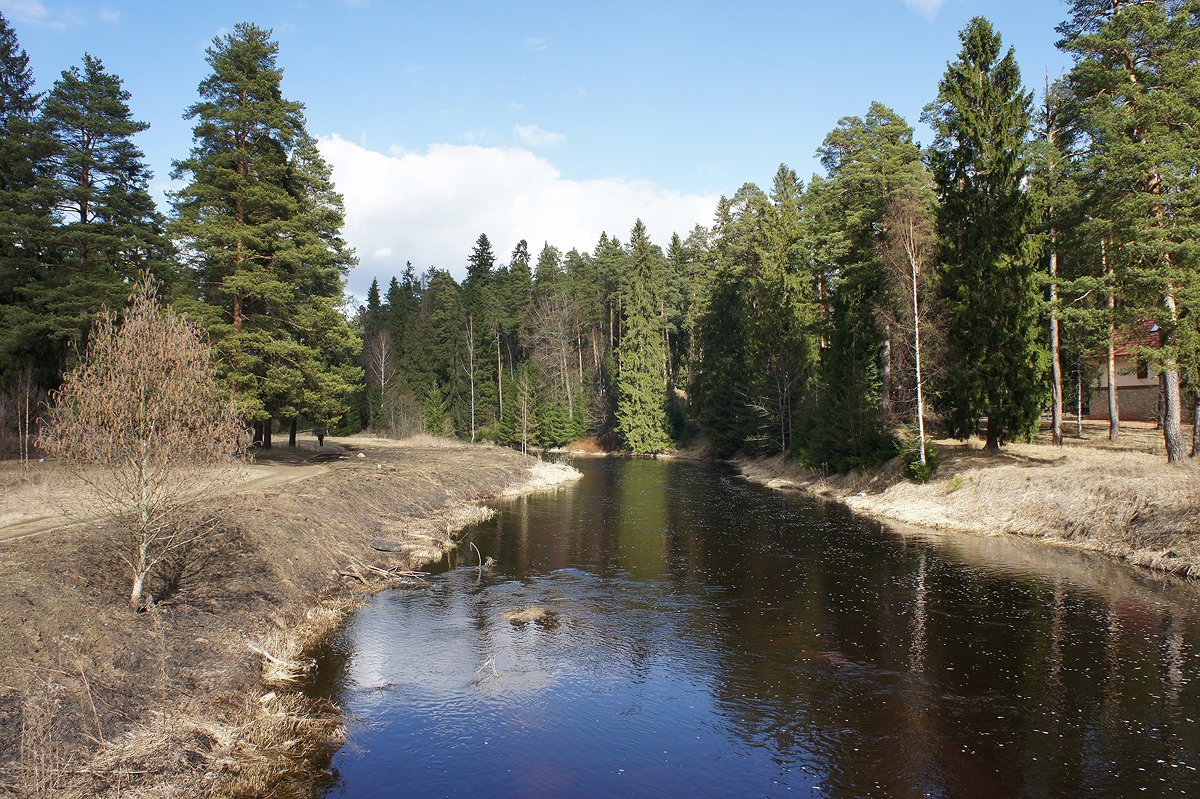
463, 233, 498, 426
694, 196, 754, 455
927, 17, 1045, 449
615, 220, 672, 453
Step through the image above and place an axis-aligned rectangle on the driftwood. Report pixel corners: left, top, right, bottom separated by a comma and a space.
337, 557, 432, 588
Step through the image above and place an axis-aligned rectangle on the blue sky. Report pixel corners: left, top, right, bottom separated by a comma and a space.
2, 0, 1075, 296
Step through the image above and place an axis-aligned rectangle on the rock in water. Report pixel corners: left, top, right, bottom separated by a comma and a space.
500, 606, 554, 623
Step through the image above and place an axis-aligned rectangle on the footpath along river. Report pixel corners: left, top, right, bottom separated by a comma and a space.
306, 457, 1200, 798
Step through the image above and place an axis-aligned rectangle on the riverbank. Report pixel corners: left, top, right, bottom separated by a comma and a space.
739, 431, 1200, 579
0, 435, 579, 798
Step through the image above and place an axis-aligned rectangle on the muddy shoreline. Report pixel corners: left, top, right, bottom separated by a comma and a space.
737, 437, 1200, 581
0, 438, 579, 798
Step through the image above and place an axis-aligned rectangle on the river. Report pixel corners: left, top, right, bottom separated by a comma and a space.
306, 457, 1200, 798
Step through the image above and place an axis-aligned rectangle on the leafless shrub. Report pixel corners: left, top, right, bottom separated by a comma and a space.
36, 275, 250, 611
16, 677, 69, 799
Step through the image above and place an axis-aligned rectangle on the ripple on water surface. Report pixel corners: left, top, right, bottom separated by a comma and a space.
309, 458, 1200, 798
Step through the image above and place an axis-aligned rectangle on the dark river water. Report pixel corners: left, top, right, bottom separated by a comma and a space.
307, 457, 1200, 798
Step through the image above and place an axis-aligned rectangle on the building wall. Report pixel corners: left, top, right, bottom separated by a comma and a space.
1095, 355, 1157, 389
1086, 385, 1160, 423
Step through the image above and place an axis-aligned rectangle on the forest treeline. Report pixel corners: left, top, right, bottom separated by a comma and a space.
2, 2, 1199, 469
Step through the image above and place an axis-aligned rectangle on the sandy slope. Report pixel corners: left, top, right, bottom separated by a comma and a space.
740, 434, 1200, 579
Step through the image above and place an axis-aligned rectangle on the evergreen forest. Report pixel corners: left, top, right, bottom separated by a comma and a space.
4, 2, 1200, 468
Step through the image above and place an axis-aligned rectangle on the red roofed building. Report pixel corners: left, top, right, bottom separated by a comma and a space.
1086, 322, 1163, 423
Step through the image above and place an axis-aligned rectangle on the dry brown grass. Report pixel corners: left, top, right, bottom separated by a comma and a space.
0, 438, 579, 798
741, 433, 1200, 579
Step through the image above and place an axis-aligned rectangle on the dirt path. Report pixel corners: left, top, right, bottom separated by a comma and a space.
0, 460, 330, 544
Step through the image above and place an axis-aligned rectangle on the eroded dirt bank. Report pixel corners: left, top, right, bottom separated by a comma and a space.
740, 434, 1200, 580
0, 436, 579, 798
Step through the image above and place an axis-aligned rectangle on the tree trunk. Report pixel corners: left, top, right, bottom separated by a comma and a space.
130, 569, 147, 612
1162, 289, 1185, 462
263, 420, 273, 449
1105, 239, 1119, 442
289, 418, 298, 447
1162, 369, 1185, 462
985, 386, 1000, 450
1191, 390, 1200, 458
1048, 231, 1063, 446
880, 334, 892, 425
1076, 366, 1083, 439
497, 334, 503, 419
911, 246, 927, 465
1106, 338, 1120, 441
130, 540, 150, 611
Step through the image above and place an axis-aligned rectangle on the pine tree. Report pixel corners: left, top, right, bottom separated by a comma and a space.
807, 104, 924, 469
425, 268, 466, 432
0, 12, 53, 386
1029, 76, 1085, 446
534, 242, 566, 301
927, 17, 1045, 449
1059, 0, 1200, 462
35, 54, 169, 375
615, 220, 672, 453
170, 23, 359, 444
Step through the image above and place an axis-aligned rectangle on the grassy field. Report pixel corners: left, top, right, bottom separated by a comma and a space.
0, 435, 577, 798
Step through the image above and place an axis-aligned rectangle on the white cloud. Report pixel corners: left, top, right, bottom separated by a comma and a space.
0, 0, 47, 23
902, 0, 945, 19
513, 123, 565, 148
317, 135, 719, 297
98, 6, 119, 24
524, 35, 549, 52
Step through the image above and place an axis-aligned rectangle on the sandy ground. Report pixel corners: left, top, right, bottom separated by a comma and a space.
0, 434, 580, 798
740, 421, 1200, 579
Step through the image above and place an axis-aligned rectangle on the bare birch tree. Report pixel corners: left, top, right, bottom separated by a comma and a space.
879, 187, 937, 467
365, 329, 397, 433
527, 295, 580, 416
38, 276, 249, 611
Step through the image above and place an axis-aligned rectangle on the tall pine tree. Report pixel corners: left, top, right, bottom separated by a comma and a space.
0, 12, 53, 386
36, 54, 169, 369
1059, 0, 1200, 462
171, 23, 360, 444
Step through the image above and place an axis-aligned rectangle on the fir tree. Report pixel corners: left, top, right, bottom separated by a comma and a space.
927, 17, 1045, 449
615, 220, 672, 453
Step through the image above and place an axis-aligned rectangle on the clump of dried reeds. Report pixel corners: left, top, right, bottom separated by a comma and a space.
250, 598, 360, 686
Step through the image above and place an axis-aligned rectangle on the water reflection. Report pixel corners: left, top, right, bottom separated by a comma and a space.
310, 458, 1200, 798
